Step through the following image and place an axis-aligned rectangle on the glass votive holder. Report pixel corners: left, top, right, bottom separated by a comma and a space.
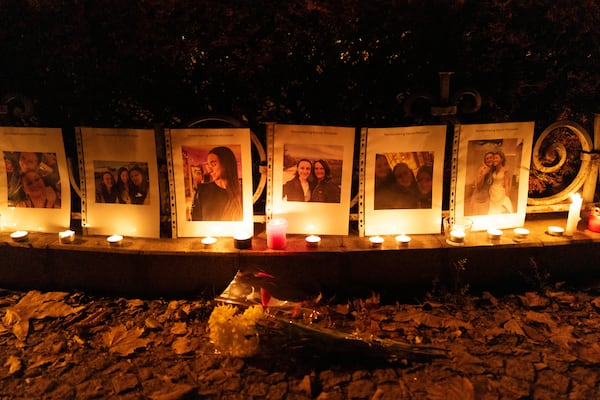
266, 218, 288, 250
443, 217, 473, 246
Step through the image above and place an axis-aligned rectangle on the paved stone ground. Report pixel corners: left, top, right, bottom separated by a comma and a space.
0, 282, 599, 399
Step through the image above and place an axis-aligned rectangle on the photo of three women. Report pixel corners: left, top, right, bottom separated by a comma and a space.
282, 158, 341, 203
374, 153, 433, 210
95, 163, 149, 205
188, 146, 243, 221
5, 151, 61, 208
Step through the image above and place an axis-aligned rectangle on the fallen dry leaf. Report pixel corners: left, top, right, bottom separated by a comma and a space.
171, 337, 194, 355
549, 324, 578, 349
503, 319, 526, 336
4, 355, 21, 375
426, 376, 475, 400
518, 292, 549, 308
170, 322, 187, 335
525, 311, 556, 329
576, 342, 600, 364
104, 325, 151, 356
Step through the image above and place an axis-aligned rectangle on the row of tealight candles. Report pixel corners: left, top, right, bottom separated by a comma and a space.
8, 193, 600, 248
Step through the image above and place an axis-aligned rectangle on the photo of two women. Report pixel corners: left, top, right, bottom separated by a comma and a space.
281, 144, 343, 204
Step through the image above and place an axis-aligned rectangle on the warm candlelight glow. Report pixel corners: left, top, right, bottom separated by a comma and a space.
565, 193, 582, 236
449, 229, 466, 243
395, 234, 411, 247
513, 228, 530, 240
267, 218, 288, 250
201, 236, 217, 246
10, 230, 29, 242
547, 226, 564, 236
106, 234, 123, 246
487, 228, 503, 240
369, 236, 384, 247
305, 235, 321, 247
59, 230, 75, 244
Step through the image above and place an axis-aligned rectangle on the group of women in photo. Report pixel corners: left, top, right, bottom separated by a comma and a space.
374, 154, 433, 210
5, 151, 61, 209
282, 158, 341, 203
469, 150, 514, 215
96, 165, 149, 205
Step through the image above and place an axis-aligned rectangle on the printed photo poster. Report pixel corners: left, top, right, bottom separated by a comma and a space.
455, 121, 534, 231
78, 127, 160, 238
169, 128, 253, 238
364, 125, 447, 235
0, 127, 71, 232
271, 124, 355, 235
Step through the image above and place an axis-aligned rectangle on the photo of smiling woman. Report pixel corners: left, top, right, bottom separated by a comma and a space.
189, 145, 243, 221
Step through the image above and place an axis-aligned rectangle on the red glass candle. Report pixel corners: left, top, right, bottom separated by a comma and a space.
588, 210, 600, 233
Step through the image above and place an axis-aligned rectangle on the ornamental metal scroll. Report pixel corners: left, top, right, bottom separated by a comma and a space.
527, 120, 593, 206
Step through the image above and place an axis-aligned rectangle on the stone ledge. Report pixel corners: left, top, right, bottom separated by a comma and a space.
1, 215, 599, 299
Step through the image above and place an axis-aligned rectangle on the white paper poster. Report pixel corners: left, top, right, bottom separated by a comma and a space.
270, 124, 355, 235
364, 125, 447, 235
168, 128, 254, 238
0, 127, 71, 232
454, 122, 534, 231
78, 127, 160, 238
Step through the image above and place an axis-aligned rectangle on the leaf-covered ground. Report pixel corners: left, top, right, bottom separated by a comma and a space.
0, 284, 599, 399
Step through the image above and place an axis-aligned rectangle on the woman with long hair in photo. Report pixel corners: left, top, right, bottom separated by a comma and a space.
488, 150, 514, 214
416, 165, 433, 209
129, 166, 149, 205
310, 159, 340, 203
190, 146, 243, 221
116, 166, 133, 204
96, 171, 118, 203
390, 162, 419, 209
282, 158, 313, 202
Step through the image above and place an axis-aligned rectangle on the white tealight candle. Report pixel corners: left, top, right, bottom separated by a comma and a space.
369, 236, 384, 248
449, 229, 465, 243
305, 235, 321, 248
10, 230, 29, 242
395, 234, 411, 247
106, 234, 123, 246
547, 226, 564, 237
58, 230, 75, 244
487, 228, 503, 240
513, 228, 530, 240
233, 233, 252, 249
201, 236, 217, 247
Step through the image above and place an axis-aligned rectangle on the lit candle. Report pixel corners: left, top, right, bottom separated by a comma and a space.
58, 230, 75, 244
369, 236, 384, 248
513, 228, 530, 240
487, 228, 503, 240
449, 229, 465, 243
395, 234, 411, 247
565, 193, 583, 236
305, 235, 321, 248
10, 230, 29, 242
201, 236, 217, 247
233, 233, 252, 249
547, 226, 564, 236
266, 218, 288, 250
106, 234, 123, 246
588, 208, 600, 233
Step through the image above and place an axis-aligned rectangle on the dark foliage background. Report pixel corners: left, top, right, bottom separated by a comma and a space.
1, 0, 598, 130
1, 0, 599, 221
